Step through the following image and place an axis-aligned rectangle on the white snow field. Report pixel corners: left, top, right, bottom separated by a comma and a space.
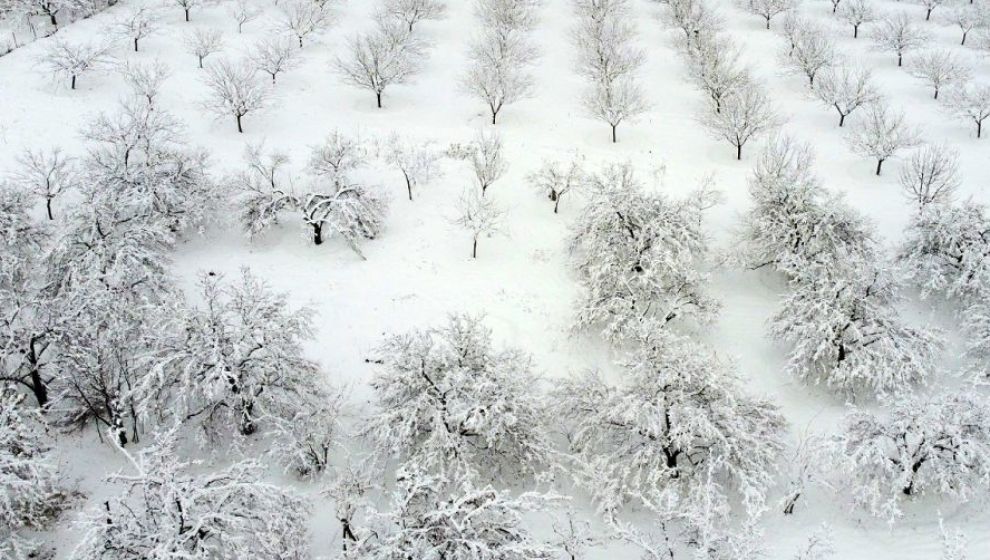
1, 0, 990, 557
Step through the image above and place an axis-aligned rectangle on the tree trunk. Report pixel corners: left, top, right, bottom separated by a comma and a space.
765, 18, 770, 29
611, 124, 618, 143
404, 174, 413, 201
838, 112, 846, 127
898, 53, 903, 67
134, 37, 139, 51
876, 158, 884, 175
198, 56, 204, 69
853, 25, 858, 38
341, 519, 357, 551
46, 197, 54, 220
184, 8, 190, 21
50, 13, 57, 27
236, 113, 243, 133
312, 222, 323, 245
783, 492, 800, 515
736, 143, 743, 160
978, 121, 982, 138
933, 87, 939, 100
376, 92, 382, 108
491, 109, 498, 125
29, 370, 48, 409
472, 237, 478, 259
554, 196, 561, 214
925, 8, 932, 20
70, 74, 76, 90
961, 31, 967, 45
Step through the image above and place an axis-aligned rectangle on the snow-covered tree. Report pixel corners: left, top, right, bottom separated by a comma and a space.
202, 58, 268, 133
898, 200, 990, 300
701, 80, 780, 159
267, 384, 345, 478
838, 0, 875, 38
336, 19, 426, 108
40, 38, 113, 90
792, 525, 836, 560
570, 164, 719, 339
381, 0, 446, 31
909, 50, 971, 100
915, 0, 945, 21
872, 13, 929, 67
462, 24, 537, 124
227, 0, 260, 32
662, 0, 724, 47
685, 34, 750, 114
173, 0, 209, 22
233, 142, 296, 237
114, 6, 159, 52
551, 511, 602, 560
781, 25, 835, 86
142, 270, 322, 440
71, 428, 310, 560
740, 134, 872, 275
938, 518, 968, 560
467, 129, 507, 195
898, 143, 960, 206
344, 466, 557, 559
770, 255, 941, 396
324, 459, 379, 552
119, 59, 171, 107
10, 146, 75, 220
574, 0, 647, 142
780, 433, 833, 515
814, 65, 880, 126
944, 82, 990, 138
476, 0, 541, 31
185, 27, 224, 69
363, 314, 554, 480
454, 188, 503, 258
553, 330, 786, 517
846, 102, 920, 175
941, 4, 983, 46
280, 0, 334, 48
249, 36, 298, 84
833, 391, 990, 520
962, 298, 990, 380
743, 0, 796, 29
527, 157, 585, 214
376, 133, 443, 201
0, 388, 61, 560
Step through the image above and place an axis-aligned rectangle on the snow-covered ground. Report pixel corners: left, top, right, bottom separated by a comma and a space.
1, 0, 989, 557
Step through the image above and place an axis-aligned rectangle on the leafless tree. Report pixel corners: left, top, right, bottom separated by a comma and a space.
335, 19, 426, 108
40, 38, 113, 90
119, 59, 171, 107
202, 58, 269, 133
898, 143, 960, 206
941, 5, 982, 46
249, 37, 299, 85
184, 27, 224, 68
814, 65, 880, 126
114, 6, 159, 52
381, 0, 446, 31
909, 50, 971, 100
463, 26, 537, 124
742, 0, 796, 30
782, 24, 835, 86
872, 13, 929, 67
227, 0, 261, 33
685, 35, 750, 114
838, 0, 875, 38
11, 147, 75, 220
173, 0, 209, 22
280, 0, 335, 48
915, 0, 945, 21
701, 80, 780, 159
944, 82, 990, 138
467, 129, 507, 195
846, 102, 920, 175
454, 188, 502, 258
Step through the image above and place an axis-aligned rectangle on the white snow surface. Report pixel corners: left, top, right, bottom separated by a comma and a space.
1, 0, 989, 557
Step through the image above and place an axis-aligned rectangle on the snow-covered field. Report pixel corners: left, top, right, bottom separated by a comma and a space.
2, 0, 990, 557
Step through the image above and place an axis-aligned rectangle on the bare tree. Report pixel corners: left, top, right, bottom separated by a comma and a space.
575, 0, 647, 142
468, 129, 507, 195
814, 65, 880, 126
114, 6, 159, 52
909, 50, 971, 100
335, 19, 426, 108
872, 13, 929, 67
184, 27, 224, 69
11, 147, 75, 220
527, 157, 585, 213
742, 0, 796, 30
944, 82, 990, 138
40, 38, 113, 90
782, 24, 835, 86
202, 58, 269, 133
941, 5, 982, 46
846, 102, 920, 175
701, 80, 780, 159
685, 35, 750, 114
381, 0, 446, 31
227, 0, 261, 32
838, 0, 875, 38
898, 143, 960, 206
119, 59, 171, 107
463, 26, 536, 124
249, 37, 298, 85
173, 0, 209, 22
280, 0, 334, 48
454, 189, 502, 258
915, 0, 945, 21
375, 134, 443, 201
